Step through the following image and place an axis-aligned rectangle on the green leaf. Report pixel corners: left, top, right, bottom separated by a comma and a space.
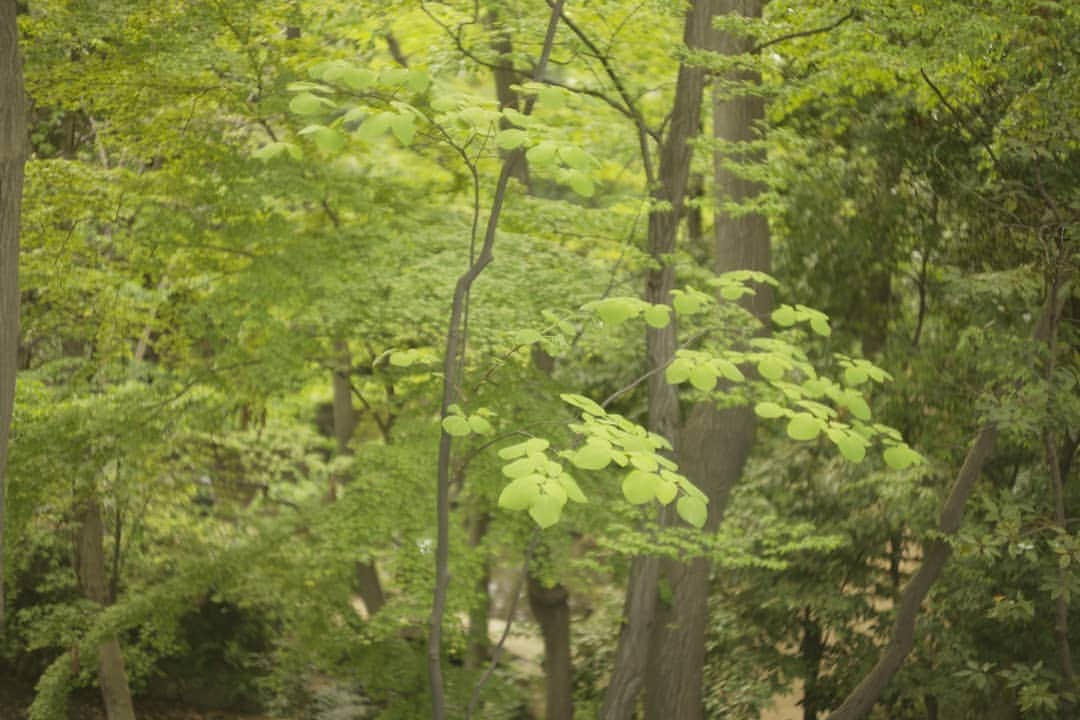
757, 356, 785, 381
559, 474, 587, 503
716, 359, 745, 383
495, 129, 529, 150
498, 478, 538, 511
527, 142, 558, 165
628, 452, 658, 472
841, 391, 872, 421
772, 305, 798, 326
844, 366, 870, 386
341, 67, 377, 91
720, 284, 749, 301
666, 357, 692, 384
525, 438, 550, 455
544, 482, 568, 507
883, 444, 922, 470
561, 393, 605, 416
559, 145, 592, 171
689, 365, 717, 392
529, 494, 563, 528
502, 457, 535, 478
389, 350, 416, 366
390, 113, 416, 146
571, 444, 611, 471
643, 305, 671, 328
467, 415, 493, 435
312, 127, 345, 154
289, 92, 330, 115
786, 413, 821, 441
655, 479, 678, 505
827, 428, 867, 462
592, 298, 639, 325
567, 170, 595, 198
622, 470, 658, 505
498, 441, 529, 460
676, 496, 708, 529
672, 292, 703, 315
405, 69, 430, 93
809, 316, 832, 336
754, 401, 786, 419
356, 111, 394, 141
442, 415, 472, 437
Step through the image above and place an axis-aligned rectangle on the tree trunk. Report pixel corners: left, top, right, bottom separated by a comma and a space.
0, 0, 28, 636
466, 509, 491, 669
643, 2, 768, 717
75, 497, 136, 720
600, 2, 715, 717
528, 573, 573, 720
330, 341, 385, 615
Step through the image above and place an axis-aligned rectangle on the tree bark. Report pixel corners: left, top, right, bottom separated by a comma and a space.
330, 341, 385, 615
75, 497, 137, 720
0, 0, 28, 636
643, 2, 769, 717
600, 2, 716, 717
528, 573, 573, 720
466, 509, 491, 669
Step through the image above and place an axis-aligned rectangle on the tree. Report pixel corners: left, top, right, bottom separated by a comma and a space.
0, 0, 28, 636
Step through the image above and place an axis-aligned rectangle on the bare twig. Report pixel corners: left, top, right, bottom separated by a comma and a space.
751, 10, 856, 53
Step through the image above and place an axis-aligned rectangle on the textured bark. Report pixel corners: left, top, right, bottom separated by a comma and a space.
643, 2, 769, 717
330, 341, 385, 615
0, 0, 28, 635
600, 2, 716, 717
528, 574, 573, 720
75, 498, 136, 720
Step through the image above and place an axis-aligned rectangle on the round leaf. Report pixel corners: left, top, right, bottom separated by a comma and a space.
786, 413, 821, 441
771, 305, 798, 326
754, 401, 786, 419
442, 415, 472, 437
883, 444, 922, 470
643, 305, 671, 328
571, 444, 611, 471
676, 496, 708, 529
622, 470, 659, 505
498, 478, 538, 511
689, 365, 717, 392
529, 494, 563, 529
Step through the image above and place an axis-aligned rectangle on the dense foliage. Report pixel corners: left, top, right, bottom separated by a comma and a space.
1, 1, 1075, 719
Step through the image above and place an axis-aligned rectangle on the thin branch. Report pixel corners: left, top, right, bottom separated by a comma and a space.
466, 531, 541, 719
919, 68, 1002, 172
428, 5, 565, 718
751, 10, 856, 53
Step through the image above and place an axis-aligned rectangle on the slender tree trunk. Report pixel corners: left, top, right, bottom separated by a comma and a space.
75, 497, 136, 720
466, 509, 491, 669
330, 341, 385, 615
0, 0, 28, 636
801, 612, 825, 720
528, 572, 573, 720
644, 2, 769, 717
600, 2, 715, 717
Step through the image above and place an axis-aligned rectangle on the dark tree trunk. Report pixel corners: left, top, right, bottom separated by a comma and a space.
330, 341, 385, 615
75, 497, 136, 720
528, 573, 573, 720
601, 1, 716, 717
0, 0, 28, 636
644, 2, 769, 717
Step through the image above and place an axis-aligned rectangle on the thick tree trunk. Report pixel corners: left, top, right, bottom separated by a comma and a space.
643, 2, 768, 717
600, 2, 715, 717
528, 573, 573, 720
0, 0, 28, 636
75, 497, 136, 720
